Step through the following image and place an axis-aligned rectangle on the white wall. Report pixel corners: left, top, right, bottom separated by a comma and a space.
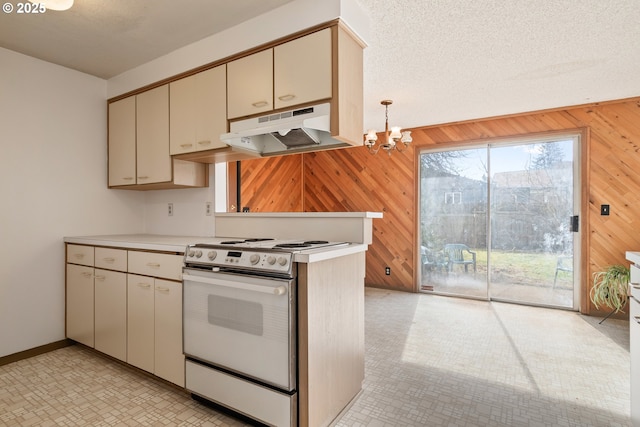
0, 47, 146, 357
142, 165, 217, 236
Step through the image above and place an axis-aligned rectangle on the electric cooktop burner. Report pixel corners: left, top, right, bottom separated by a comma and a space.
272, 240, 330, 249
220, 238, 275, 244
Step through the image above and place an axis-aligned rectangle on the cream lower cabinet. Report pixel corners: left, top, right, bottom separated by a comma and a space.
154, 279, 184, 387
66, 243, 185, 388
127, 274, 155, 373
127, 274, 185, 387
630, 261, 640, 427
66, 263, 95, 348
94, 269, 127, 361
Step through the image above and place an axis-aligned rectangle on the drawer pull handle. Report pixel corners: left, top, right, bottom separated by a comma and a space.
180, 143, 193, 148
94, 275, 106, 281
74, 254, 85, 259
123, 177, 134, 181
156, 286, 170, 293
138, 176, 149, 179
137, 283, 151, 288
103, 257, 115, 263
277, 94, 296, 102
635, 316, 640, 325
146, 262, 161, 268
251, 101, 269, 108
631, 283, 640, 290
81, 272, 92, 278
197, 140, 211, 145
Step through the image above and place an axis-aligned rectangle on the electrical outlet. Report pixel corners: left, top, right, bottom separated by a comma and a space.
168, 203, 173, 216
205, 202, 212, 216
385, 267, 391, 275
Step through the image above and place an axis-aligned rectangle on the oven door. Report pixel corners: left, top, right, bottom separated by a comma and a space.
182, 268, 296, 391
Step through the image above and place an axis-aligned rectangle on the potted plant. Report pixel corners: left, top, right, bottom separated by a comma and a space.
590, 264, 630, 319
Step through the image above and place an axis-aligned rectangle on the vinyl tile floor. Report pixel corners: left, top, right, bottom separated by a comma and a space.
0, 287, 631, 426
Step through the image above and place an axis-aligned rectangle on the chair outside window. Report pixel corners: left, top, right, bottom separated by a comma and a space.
443, 244, 477, 273
421, 246, 447, 276
553, 256, 573, 288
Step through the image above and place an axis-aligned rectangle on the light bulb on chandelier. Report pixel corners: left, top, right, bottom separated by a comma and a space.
29, 0, 73, 11
364, 100, 412, 155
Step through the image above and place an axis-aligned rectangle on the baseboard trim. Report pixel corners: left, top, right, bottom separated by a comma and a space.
0, 339, 73, 367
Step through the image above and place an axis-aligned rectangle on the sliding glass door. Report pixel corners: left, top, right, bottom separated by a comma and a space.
419, 136, 579, 309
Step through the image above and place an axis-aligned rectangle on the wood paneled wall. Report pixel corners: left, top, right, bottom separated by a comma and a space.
239, 155, 304, 212
240, 97, 640, 315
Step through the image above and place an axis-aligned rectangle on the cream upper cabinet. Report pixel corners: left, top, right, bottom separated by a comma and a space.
170, 65, 227, 155
227, 49, 273, 119
274, 28, 332, 110
227, 29, 332, 120
136, 84, 171, 184
108, 97, 136, 186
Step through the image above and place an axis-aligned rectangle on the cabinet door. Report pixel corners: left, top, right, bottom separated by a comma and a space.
227, 49, 273, 119
108, 97, 137, 186
170, 65, 227, 155
127, 274, 155, 373
66, 264, 94, 347
631, 294, 640, 426
94, 269, 127, 361
136, 85, 171, 184
154, 279, 185, 387
274, 28, 332, 110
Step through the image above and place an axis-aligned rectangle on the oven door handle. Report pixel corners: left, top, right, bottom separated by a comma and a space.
182, 273, 288, 296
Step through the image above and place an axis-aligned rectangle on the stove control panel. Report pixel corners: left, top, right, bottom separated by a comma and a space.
184, 245, 293, 274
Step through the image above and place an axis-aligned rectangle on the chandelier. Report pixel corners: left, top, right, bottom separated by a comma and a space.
364, 100, 412, 155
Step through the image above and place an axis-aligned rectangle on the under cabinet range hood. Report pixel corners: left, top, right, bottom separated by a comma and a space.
220, 103, 350, 157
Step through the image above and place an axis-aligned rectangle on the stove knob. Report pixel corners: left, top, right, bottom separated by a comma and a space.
207, 251, 217, 260
188, 250, 196, 258
249, 254, 260, 265
267, 256, 276, 265
277, 256, 288, 266
195, 250, 203, 258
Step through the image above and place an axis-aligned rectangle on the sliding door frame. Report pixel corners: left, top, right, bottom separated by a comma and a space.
415, 128, 589, 312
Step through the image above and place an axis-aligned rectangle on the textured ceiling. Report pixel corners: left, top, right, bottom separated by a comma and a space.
0, 0, 294, 78
1, 0, 639, 131
359, 0, 640, 130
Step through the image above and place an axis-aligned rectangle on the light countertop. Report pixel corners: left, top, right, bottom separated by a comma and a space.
64, 234, 368, 263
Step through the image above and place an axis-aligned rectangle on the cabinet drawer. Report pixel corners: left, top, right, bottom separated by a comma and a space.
95, 247, 127, 271
67, 244, 94, 266
128, 251, 182, 281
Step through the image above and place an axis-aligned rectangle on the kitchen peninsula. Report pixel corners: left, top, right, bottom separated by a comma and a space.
64, 211, 382, 427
